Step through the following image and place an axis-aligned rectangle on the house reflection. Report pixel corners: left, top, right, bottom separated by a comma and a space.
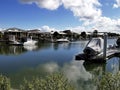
0, 42, 52, 55
0, 46, 27, 55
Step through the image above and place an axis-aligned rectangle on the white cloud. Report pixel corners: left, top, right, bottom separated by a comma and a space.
41, 61, 95, 90
20, 0, 102, 21
42, 60, 92, 81
20, 0, 120, 33
40, 25, 57, 32
0, 28, 5, 31
43, 62, 59, 73
65, 26, 89, 33
62, 0, 102, 21
113, 0, 120, 8
94, 17, 120, 33
63, 60, 92, 81
20, 0, 62, 10
39, 17, 120, 33
65, 17, 120, 34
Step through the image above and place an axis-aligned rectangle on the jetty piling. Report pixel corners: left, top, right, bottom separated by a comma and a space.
103, 33, 107, 60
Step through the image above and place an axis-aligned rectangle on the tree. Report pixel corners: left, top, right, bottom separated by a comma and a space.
81, 31, 87, 39
63, 30, 72, 39
93, 30, 98, 37
53, 31, 60, 39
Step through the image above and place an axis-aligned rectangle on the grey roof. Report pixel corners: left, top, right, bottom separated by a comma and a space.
5, 28, 25, 32
27, 29, 41, 33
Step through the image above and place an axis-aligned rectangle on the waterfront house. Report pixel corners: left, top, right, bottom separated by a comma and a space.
41, 32, 52, 41
63, 30, 80, 40
3, 28, 27, 41
27, 29, 41, 39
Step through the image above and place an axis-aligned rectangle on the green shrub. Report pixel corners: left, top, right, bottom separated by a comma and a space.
95, 72, 120, 90
0, 75, 11, 90
20, 73, 75, 90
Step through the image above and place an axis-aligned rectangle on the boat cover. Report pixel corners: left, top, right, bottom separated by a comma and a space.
83, 37, 104, 55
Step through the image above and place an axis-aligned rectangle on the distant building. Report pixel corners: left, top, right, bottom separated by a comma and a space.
3, 28, 27, 41
58, 31, 66, 35
63, 30, 72, 35
27, 29, 41, 39
2, 28, 54, 41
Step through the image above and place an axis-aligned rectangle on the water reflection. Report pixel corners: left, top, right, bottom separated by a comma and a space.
106, 57, 120, 74
63, 60, 92, 81
43, 62, 59, 73
52, 43, 72, 50
4, 56, 120, 89
62, 60, 95, 90
9, 60, 95, 90
83, 62, 105, 76
0, 43, 51, 55
0, 45, 39, 55
23, 45, 38, 51
0, 46, 26, 55
84, 56, 120, 73
0, 41, 86, 55
0, 40, 120, 90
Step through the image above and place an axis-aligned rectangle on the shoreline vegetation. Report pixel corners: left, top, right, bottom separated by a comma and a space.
0, 72, 120, 90
0, 28, 120, 43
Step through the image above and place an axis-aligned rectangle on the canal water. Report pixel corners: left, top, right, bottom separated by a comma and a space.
0, 39, 120, 90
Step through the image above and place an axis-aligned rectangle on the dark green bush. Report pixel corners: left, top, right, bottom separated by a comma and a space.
0, 75, 11, 90
95, 72, 120, 90
20, 73, 75, 90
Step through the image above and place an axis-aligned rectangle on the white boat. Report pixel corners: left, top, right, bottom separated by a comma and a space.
75, 36, 120, 63
83, 37, 104, 56
56, 38, 70, 43
9, 36, 37, 46
23, 37, 37, 46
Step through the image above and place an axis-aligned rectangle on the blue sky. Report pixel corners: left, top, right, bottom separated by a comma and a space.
0, 0, 120, 33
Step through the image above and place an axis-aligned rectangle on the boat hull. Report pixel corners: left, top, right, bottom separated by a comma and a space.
75, 49, 120, 63
75, 53, 106, 63
23, 40, 37, 46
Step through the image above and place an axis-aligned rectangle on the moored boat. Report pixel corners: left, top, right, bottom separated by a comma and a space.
23, 38, 37, 46
56, 38, 70, 43
75, 35, 120, 63
9, 36, 37, 46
